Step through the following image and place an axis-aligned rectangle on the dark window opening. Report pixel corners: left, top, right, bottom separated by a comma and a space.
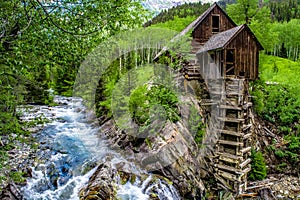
239, 71, 245, 77
226, 49, 235, 76
226, 49, 234, 63
210, 53, 215, 63
212, 15, 220, 32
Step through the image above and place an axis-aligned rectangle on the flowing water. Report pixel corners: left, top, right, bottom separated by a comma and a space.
20, 96, 180, 200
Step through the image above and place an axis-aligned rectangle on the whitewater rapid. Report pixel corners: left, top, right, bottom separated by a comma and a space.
20, 96, 180, 200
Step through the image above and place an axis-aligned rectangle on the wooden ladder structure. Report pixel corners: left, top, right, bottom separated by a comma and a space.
213, 77, 253, 194
181, 38, 253, 194
182, 55, 253, 194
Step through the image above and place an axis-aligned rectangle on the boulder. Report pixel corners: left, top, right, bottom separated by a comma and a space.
79, 162, 116, 200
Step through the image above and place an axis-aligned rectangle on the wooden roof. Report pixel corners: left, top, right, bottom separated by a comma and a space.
197, 24, 264, 54
192, 2, 236, 29
154, 3, 231, 60
168, 2, 236, 41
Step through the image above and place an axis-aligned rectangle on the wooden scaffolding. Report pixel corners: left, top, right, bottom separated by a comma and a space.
183, 62, 253, 194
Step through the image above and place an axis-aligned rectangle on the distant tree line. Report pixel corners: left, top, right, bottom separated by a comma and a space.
269, 0, 300, 22
144, 3, 210, 27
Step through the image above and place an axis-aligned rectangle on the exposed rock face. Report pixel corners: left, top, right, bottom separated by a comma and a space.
79, 162, 116, 200
0, 182, 23, 200
98, 95, 206, 199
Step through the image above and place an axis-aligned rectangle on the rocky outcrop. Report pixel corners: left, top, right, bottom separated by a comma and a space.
98, 95, 207, 199
79, 162, 116, 200
0, 182, 23, 200
79, 159, 181, 200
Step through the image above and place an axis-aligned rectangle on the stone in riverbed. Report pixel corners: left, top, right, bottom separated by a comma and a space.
79, 162, 116, 200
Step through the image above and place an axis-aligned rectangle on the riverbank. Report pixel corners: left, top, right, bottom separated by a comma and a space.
0, 104, 53, 197
1, 96, 183, 200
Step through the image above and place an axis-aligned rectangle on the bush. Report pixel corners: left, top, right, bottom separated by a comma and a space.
248, 149, 267, 181
251, 82, 300, 127
129, 84, 180, 126
187, 106, 205, 147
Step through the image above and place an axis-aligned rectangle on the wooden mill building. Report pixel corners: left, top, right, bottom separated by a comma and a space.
177, 2, 263, 195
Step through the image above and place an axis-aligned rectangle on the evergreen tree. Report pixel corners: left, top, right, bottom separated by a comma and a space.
249, 149, 267, 181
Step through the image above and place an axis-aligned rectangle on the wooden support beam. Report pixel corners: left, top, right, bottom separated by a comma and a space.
219, 129, 243, 137
240, 146, 251, 154
217, 169, 238, 182
219, 104, 242, 110
243, 133, 252, 139
218, 140, 243, 146
239, 193, 258, 197
219, 155, 240, 164
218, 117, 245, 123
243, 102, 253, 109
216, 164, 243, 174
242, 167, 251, 174
242, 124, 252, 131
246, 183, 274, 190
215, 174, 234, 191
217, 152, 243, 161
239, 158, 251, 168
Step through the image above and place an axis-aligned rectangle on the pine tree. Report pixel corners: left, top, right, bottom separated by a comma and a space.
249, 149, 267, 181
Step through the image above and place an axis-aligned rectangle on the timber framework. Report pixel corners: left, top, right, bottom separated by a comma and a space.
162, 2, 264, 195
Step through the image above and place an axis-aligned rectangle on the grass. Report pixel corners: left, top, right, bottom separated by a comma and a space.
259, 54, 300, 87
151, 16, 196, 33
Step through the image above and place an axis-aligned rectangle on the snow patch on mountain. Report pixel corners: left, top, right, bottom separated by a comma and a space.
142, 0, 217, 14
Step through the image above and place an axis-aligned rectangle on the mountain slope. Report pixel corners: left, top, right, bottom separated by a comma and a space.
142, 0, 216, 14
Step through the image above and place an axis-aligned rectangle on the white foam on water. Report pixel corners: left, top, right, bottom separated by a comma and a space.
21, 96, 181, 200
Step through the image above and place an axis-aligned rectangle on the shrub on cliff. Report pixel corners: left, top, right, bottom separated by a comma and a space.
249, 148, 267, 181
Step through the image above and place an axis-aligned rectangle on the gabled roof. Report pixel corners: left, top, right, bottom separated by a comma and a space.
197, 24, 264, 54
154, 3, 234, 61
175, 3, 236, 39
192, 2, 236, 29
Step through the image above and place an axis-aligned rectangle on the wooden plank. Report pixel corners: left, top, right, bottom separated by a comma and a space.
239, 158, 251, 168
243, 133, 252, 139
242, 124, 252, 131
217, 169, 238, 181
218, 140, 243, 146
219, 129, 243, 137
239, 193, 258, 197
220, 104, 242, 110
219, 156, 239, 164
218, 117, 245, 123
240, 146, 251, 154
243, 102, 253, 109
242, 167, 251, 174
217, 152, 243, 160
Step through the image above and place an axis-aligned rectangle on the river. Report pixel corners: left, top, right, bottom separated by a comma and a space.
19, 96, 180, 200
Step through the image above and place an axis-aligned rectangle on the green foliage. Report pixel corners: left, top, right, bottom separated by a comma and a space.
144, 2, 210, 27
269, 20, 300, 61
274, 134, 299, 163
252, 83, 299, 126
252, 55, 300, 128
148, 85, 179, 123
226, 0, 300, 60
9, 171, 26, 183
187, 106, 205, 147
249, 149, 267, 181
259, 54, 300, 87
226, 0, 261, 25
151, 16, 197, 32
0, 0, 149, 186
128, 85, 180, 126
276, 162, 287, 172
269, 0, 300, 22
129, 85, 150, 125
253, 54, 300, 172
